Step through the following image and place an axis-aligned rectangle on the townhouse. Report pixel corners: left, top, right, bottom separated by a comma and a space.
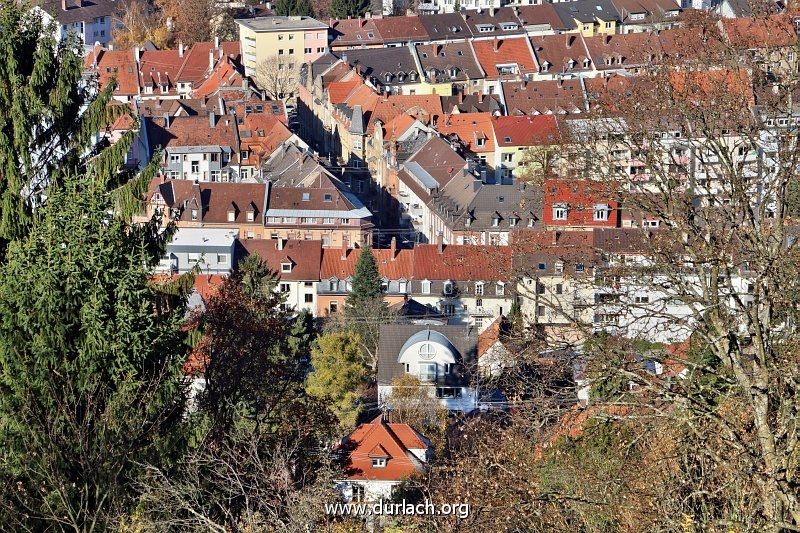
491, 114, 561, 182
471, 37, 538, 95
239, 238, 323, 313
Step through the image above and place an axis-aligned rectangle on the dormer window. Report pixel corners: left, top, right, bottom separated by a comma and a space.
567, 59, 576, 70
281, 262, 292, 273
191, 209, 198, 221
449, 67, 458, 78
509, 217, 518, 227
476, 137, 486, 147
593, 204, 610, 221
421, 280, 431, 294
540, 62, 550, 73
324, 193, 333, 202
247, 210, 255, 222
443, 280, 454, 295
553, 203, 568, 221
496, 282, 505, 296
384, 72, 392, 82
492, 215, 500, 227
409, 72, 417, 81
241, 150, 249, 160
371, 458, 387, 468
583, 58, 591, 68
475, 282, 484, 296
227, 209, 236, 222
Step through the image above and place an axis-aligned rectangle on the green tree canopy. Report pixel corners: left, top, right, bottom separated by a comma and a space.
0, 176, 189, 530
306, 331, 369, 429
328, 0, 370, 19
0, 2, 138, 244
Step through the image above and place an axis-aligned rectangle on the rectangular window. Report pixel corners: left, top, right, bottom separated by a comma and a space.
556, 283, 563, 294
279, 283, 290, 293
594, 204, 609, 221
305, 47, 312, 54
304, 293, 313, 303
436, 387, 462, 399
247, 211, 255, 222
191, 161, 199, 173
170, 154, 180, 164
217, 254, 227, 264
419, 363, 437, 382
475, 283, 484, 296
553, 204, 568, 221
537, 305, 546, 317
329, 301, 338, 313
496, 283, 505, 296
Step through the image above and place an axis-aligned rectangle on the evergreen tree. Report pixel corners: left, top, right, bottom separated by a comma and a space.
346, 245, 383, 306
0, 2, 140, 245
0, 176, 189, 530
343, 245, 390, 368
306, 331, 369, 429
275, 0, 315, 15
329, 0, 370, 19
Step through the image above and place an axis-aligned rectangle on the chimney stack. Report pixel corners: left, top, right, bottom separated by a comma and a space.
277, 238, 285, 250
163, 113, 170, 128
61, 0, 67, 10
214, 36, 220, 50
490, 6, 496, 16
553, 231, 561, 244
390, 236, 397, 260
458, 91, 464, 104
605, 34, 612, 45
437, 233, 444, 254
209, 111, 216, 128
178, 41, 184, 57
493, 37, 499, 52
208, 50, 214, 72
133, 46, 140, 64
478, 93, 485, 103
341, 236, 349, 259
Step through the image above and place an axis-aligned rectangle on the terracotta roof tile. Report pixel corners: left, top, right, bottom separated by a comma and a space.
439, 112, 495, 153
471, 37, 537, 78
338, 416, 427, 482
240, 239, 322, 280
492, 115, 561, 147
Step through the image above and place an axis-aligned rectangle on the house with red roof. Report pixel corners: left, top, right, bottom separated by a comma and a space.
492, 114, 561, 183
543, 179, 621, 229
335, 415, 430, 502
471, 37, 537, 95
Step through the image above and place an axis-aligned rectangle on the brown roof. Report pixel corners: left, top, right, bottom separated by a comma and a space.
415, 41, 484, 82
492, 115, 561, 147
147, 178, 267, 224
86, 47, 140, 96
372, 15, 430, 42
330, 18, 384, 47
530, 34, 592, 75
151, 114, 238, 148
241, 239, 323, 280
721, 14, 798, 49
583, 31, 663, 71
503, 79, 586, 115
515, 4, 564, 30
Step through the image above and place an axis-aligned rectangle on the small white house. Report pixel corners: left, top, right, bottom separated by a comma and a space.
156, 228, 238, 274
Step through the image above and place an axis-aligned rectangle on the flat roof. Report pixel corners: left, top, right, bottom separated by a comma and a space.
236, 16, 328, 32
167, 228, 239, 248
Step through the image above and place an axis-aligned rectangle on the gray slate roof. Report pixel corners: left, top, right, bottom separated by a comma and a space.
378, 324, 477, 386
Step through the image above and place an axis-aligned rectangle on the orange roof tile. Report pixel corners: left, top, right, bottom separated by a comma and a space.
439, 112, 495, 153
492, 115, 561, 147
471, 37, 537, 78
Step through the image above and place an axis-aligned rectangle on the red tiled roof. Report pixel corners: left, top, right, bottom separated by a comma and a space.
492, 115, 561, 147
413, 244, 512, 281
439, 112, 495, 153
328, 78, 363, 104
241, 239, 323, 280
176, 41, 240, 84
372, 15, 430, 42
721, 14, 798, 49
542, 179, 621, 228
338, 415, 427, 482
86, 48, 140, 95
471, 37, 537, 78
503, 79, 586, 115
320, 246, 415, 280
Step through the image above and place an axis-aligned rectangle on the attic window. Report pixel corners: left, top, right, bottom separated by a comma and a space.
324, 193, 333, 202
302, 192, 310, 201
457, 50, 464, 56
593, 204, 610, 221
504, 136, 511, 143
498, 196, 505, 203
409, 72, 417, 81
255, 105, 264, 112
553, 203, 568, 220
538, 262, 547, 270
449, 67, 458, 78
540, 62, 550, 73
281, 262, 292, 272
568, 59, 575, 69
371, 458, 387, 468
476, 137, 486, 147
583, 58, 591, 68
422, 52, 428, 58
367, 32, 374, 38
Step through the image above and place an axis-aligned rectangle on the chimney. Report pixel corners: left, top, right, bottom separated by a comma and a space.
209, 111, 216, 128
458, 91, 464, 104
359, 17, 364, 28
437, 233, 444, 254
390, 237, 397, 260
478, 93, 485, 103
208, 50, 214, 72
178, 41, 184, 57
434, 43, 441, 57
365, 11, 371, 18
163, 113, 170, 128
341, 236, 349, 259
493, 37, 499, 52
61, 0, 67, 10
133, 46, 140, 64
277, 238, 285, 250
214, 36, 220, 50
490, 6, 496, 16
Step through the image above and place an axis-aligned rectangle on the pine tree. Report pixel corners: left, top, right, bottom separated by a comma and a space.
275, 0, 315, 15
346, 245, 383, 306
329, 0, 370, 19
0, 2, 141, 246
0, 175, 189, 530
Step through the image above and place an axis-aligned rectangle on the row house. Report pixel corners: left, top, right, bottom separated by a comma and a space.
542, 178, 621, 229
141, 176, 374, 247
502, 79, 587, 115
317, 239, 513, 331
84, 39, 242, 103
471, 37, 538, 95
492, 114, 561, 182
239, 238, 323, 313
